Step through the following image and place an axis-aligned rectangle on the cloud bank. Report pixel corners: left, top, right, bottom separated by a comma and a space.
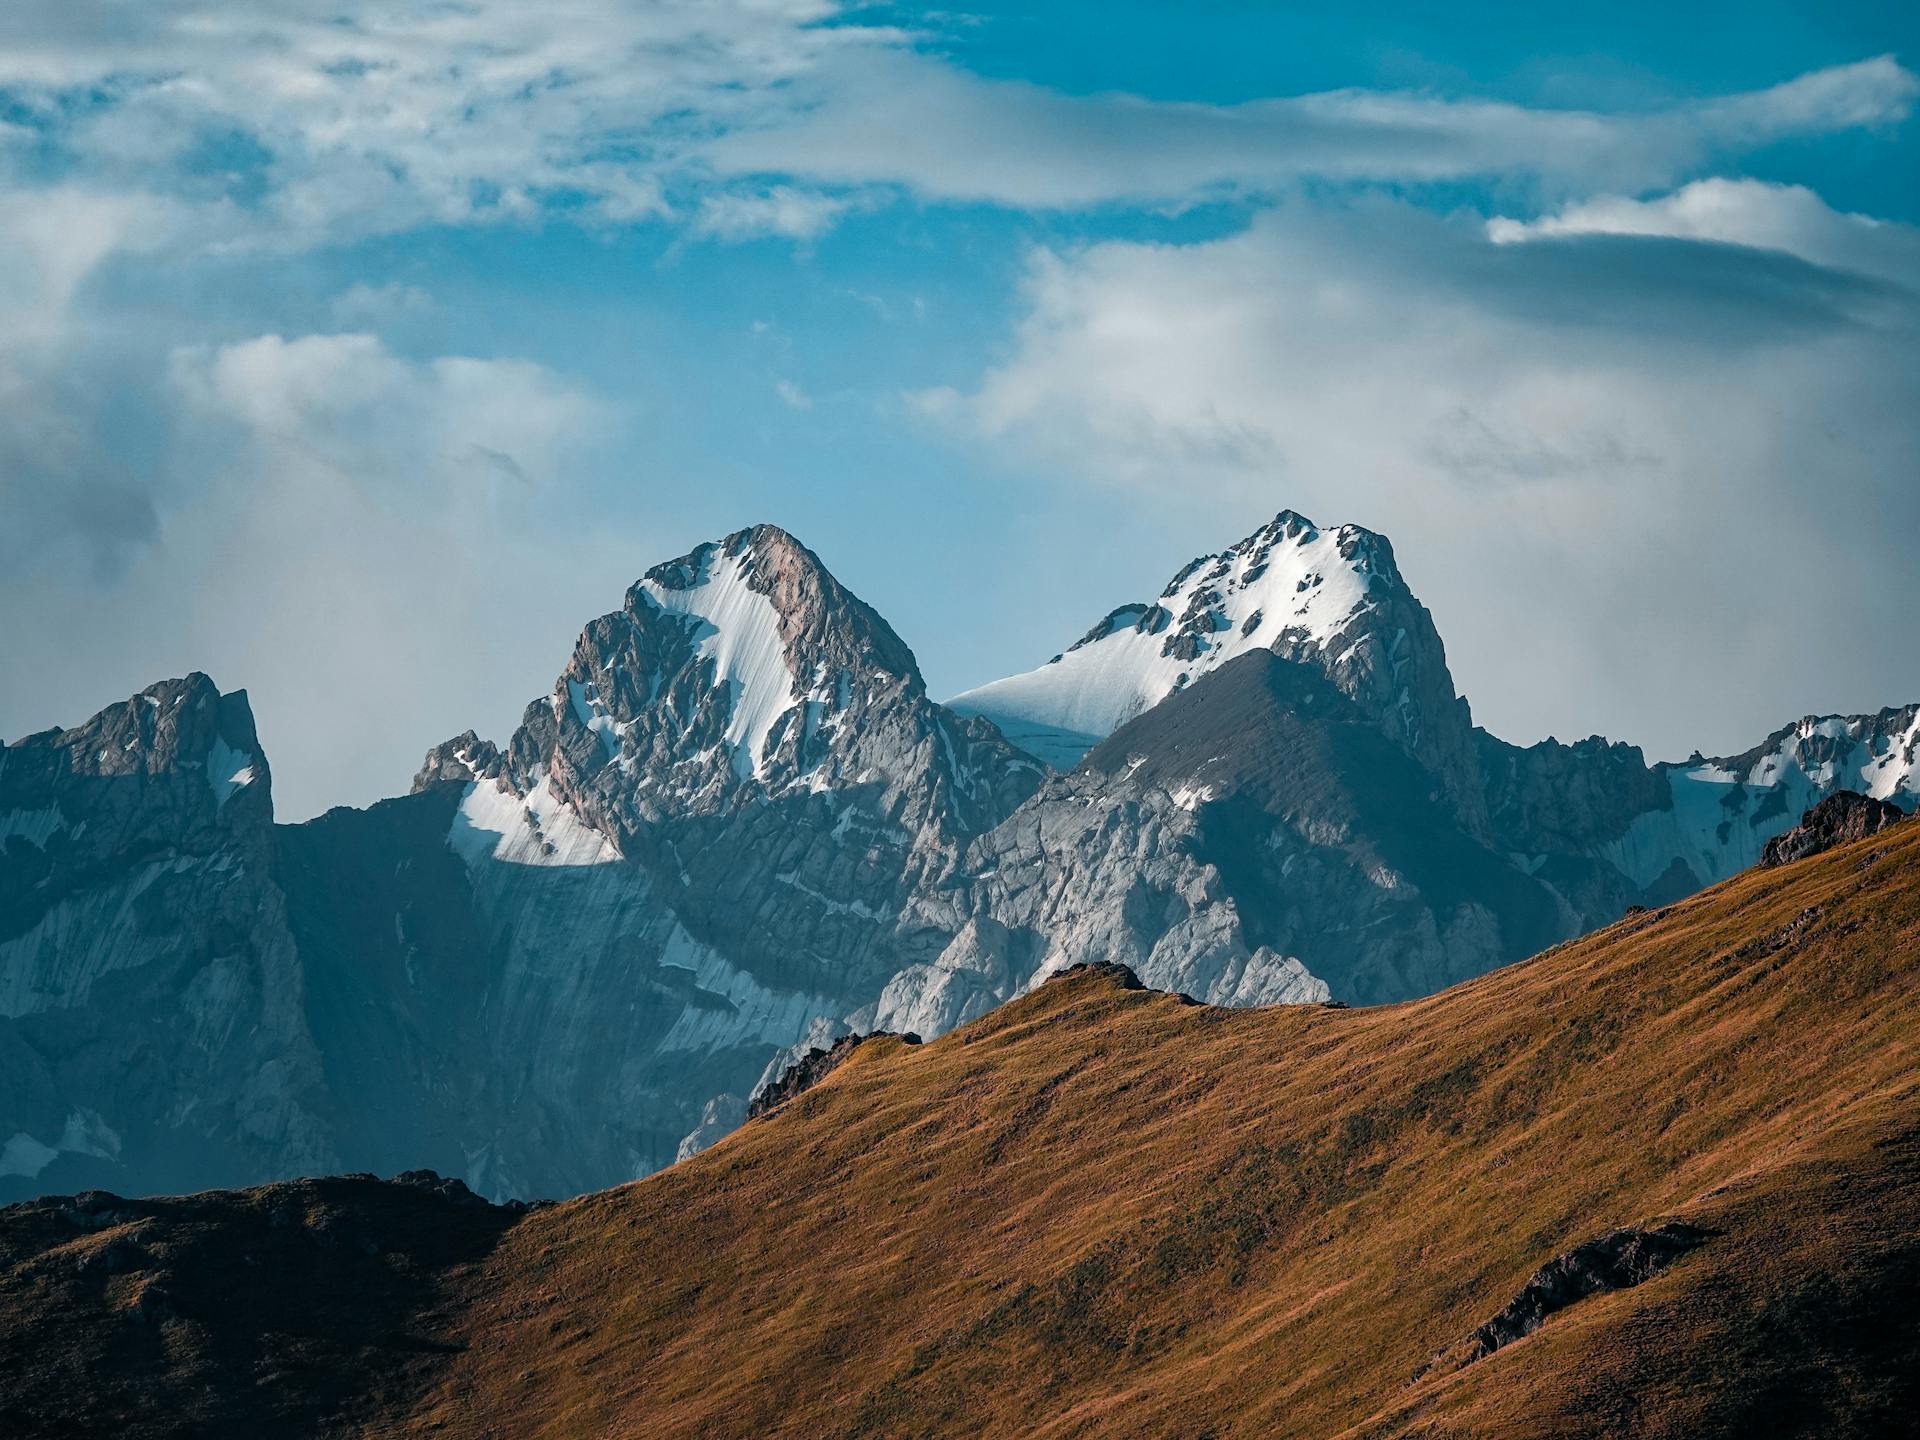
0, 4, 1911, 250
710, 52, 1918, 207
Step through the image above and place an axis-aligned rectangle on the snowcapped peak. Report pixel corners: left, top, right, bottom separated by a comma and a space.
949, 510, 1403, 767
597, 524, 928, 785
458, 520, 1022, 827
639, 523, 804, 599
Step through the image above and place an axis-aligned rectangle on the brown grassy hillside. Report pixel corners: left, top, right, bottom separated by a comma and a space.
407, 820, 1920, 1439
5, 822, 1918, 1438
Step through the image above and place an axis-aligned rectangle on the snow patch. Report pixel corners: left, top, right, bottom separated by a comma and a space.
774, 870, 891, 920
1610, 707, 1920, 889
639, 546, 800, 781
205, 736, 257, 811
0, 1109, 121, 1180
568, 678, 635, 766
449, 776, 621, 868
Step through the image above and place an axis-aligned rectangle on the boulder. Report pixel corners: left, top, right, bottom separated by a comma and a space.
1761, 791, 1908, 867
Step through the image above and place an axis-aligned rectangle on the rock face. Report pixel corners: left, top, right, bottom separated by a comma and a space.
0, 677, 333, 1203
1576, 708, 1920, 898
478, 525, 1043, 1002
1425, 1222, 1712, 1376
1761, 790, 1909, 866
262, 525, 1047, 1197
950, 511, 1919, 999
3, 513, 1916, 1202
0, 531, 1048, 1202
889, 651, 1545, 1022
367, 525, 1043, 1193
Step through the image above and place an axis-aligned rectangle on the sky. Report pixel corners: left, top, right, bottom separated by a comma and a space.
0, 1, 1915, 821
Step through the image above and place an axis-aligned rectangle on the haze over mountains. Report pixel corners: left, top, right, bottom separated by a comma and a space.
2, 511, 1915, 1202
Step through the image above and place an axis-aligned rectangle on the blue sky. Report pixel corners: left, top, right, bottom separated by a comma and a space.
1, 1, 1915, 818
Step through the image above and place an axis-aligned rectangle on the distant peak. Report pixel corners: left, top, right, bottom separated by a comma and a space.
2, 672, 270, 819
947, 501, 1470, 788
629, 524, 920, 688
952, 505, 1406, 755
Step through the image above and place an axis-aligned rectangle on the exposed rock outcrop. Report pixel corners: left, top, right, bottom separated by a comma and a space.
747, 1031, 919, 1121
1423, 1222, 1712, 1376
1761, 790, 1909, 866
371, 525, 1043, 1189
929, 652, 1561, 1011
410, 731, 501, 788
1048, 960, 1146, 991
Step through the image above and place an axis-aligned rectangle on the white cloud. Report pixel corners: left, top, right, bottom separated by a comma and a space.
921, 195, 1920, 762
329, 281, 437, 327
1489, 178, 1920, 281
0, 188, 170, 346
693, 186, 857, 242
170, 332, 602, 497
0, 0, 892, 245
0, 4, 1910, 249
774, 377, 813, 410
0, 331, 618, 820
1692, 51, 1920, 134
707, 51, 1918, 208
0, 187, 186, 580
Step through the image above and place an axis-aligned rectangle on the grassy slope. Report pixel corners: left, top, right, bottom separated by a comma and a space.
396, 822, 1920, 1439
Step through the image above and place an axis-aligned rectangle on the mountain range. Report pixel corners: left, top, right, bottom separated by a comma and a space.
4, 802, 1916, 1438
3, 512, 1915, 1202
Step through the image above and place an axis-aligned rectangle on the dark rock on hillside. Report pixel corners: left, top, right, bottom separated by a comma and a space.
1424, 1221, 1712, 1376
747, 1031, 919, 1121
1476, 731, 1670, 854
1761, 790, 1909, 867
391, 1168, 492, 1209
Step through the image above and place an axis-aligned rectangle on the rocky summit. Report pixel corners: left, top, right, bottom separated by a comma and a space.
0, 676, 334, 1199
3, 513, 1917, 1202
